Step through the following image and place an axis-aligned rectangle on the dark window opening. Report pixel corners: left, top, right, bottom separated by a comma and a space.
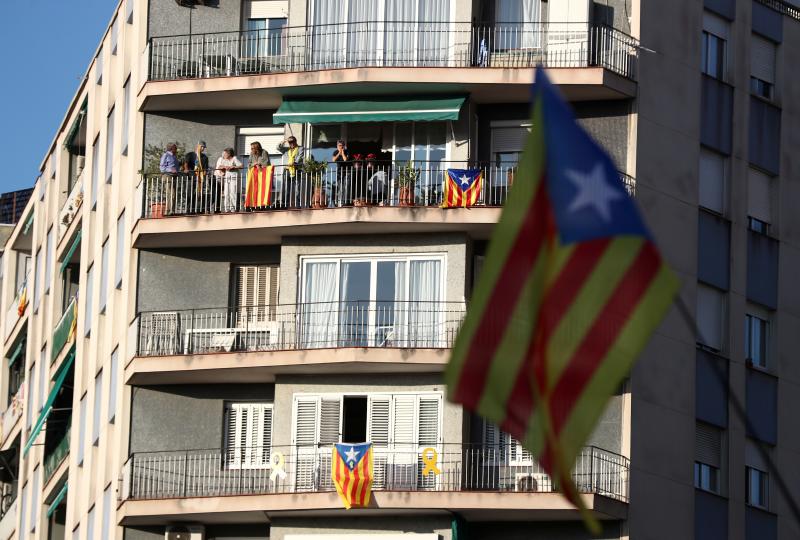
7, 342, 25, 403
342, 397, 367, 443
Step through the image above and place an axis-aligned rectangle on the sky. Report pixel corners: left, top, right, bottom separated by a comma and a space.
0, 0, 117, 193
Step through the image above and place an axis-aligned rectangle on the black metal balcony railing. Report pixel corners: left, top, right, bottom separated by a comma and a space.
135, 301, 467, 357
139, 162, 636, 219
120, 444, 629, 503
148, 22, 639, 82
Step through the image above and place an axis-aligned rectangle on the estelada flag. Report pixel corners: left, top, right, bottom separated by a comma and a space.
331, 442, 373, 509
445, 67, 678, 531
442, 168, 483, 208
245, 165, 274, 208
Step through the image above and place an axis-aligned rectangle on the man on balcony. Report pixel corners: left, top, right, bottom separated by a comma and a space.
277, 136, 305, 209
183, 141, 210, 214
159, 143, 180, 215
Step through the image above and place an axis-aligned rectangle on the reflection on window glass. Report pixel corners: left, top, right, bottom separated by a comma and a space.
310, 124, 342, 163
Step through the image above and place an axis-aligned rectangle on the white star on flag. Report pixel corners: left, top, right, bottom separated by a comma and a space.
459, 174, 471, 188
345, 446, 358, 465
565, 162, 622, 223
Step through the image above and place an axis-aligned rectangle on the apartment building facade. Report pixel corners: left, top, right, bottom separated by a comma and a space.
0, 0, 797, 539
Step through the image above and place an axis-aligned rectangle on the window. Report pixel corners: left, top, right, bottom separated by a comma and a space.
85, 264, 94, 336
699, 149, 726, 214
745, 313, 769, 368
300, 254, 444, 348
747, 168, 772, 233
45, 227, 54, 294
696, 284, 725, 351
8, 340, 25, 401
481, 418, 533, 465
746, 467, 769, 509
244, 18, 287, 57
121, 78, 130, 155
233, 265, 279, 326
105, 107, 115, 183
224, 402, 273, 469
702, 12, 728, 80
111, 17, 119, 55
87, 505, 96, 540
126, 0, 133, 23
33, 247, 42, 311
77, 393, 87, 465
72, 524, 81, 540
695, 422, 722, 494
38, 173, 46, 201
96, 50, 103, 85
494, 0, 542, 49
91, 136, 100, 209
115, 212, 125, 288
108, 349, 118, 423
99, 238, 109, 313
751, 35, 776, 100
37, 347, 47, 413
29, 467, 39, 532
26, 363, 34, 430
93, 369, 103, 445
101, 484, 113, 540
50, 152, 56, 179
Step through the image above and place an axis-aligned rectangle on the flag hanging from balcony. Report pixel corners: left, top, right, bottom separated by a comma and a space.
444, 67, 678, 532
245, 165, 274, 209
331, 442, 374, 509
442, 168, 483, 208
17, 285, 27, 317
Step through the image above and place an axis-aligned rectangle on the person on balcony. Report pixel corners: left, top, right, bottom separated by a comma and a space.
214, 148, 243, 212
366, 153, 387, 206
331, 140, 350, 207
158, 143, 180, 215
249, 141, 271, 168
276, 136, 305, 209
350, 154, 368, 207
183, 141, 210, 214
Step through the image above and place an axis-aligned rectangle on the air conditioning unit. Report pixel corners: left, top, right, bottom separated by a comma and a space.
514, 472, 550, 493
165, 525, 205, 540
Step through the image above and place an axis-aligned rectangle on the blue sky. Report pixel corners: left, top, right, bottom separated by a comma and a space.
0, 0, 117, 193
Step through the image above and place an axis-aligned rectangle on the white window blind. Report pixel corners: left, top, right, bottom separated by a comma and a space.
246, 0, 288, 18
699, 150, 726, 214
87, 505, 96, 540
235, 265, 279, 326
695, 422, 722, 467
78, 394, 87, 465
126, 0, 134, 23
85, 264, 94, 336
96, 50, 103, 84
33, 247, 42, 310
418, 397, 440, 447
122, 80, 130, 155
93, 370, 103, 444
115, 212, 125, 288
225, 403, 273, 469
747, 169, 772, 225
751, 35, 776, 84
111, 17, 119, 54
236, 126, 284, 163
108, 349, 118, 423
319, 398, 342, 445
91, 138, 100, 209
696, 284, 724, 351
99, 238, 109, 312
481, 419, 531, 463
29, 467, 39, 532
44, 228, 53, 294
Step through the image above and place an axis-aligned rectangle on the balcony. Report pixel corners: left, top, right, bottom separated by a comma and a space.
119, 444, 628, 523
51, 297, 76, 362
57, 175, 84, 243
133, 164, 635, 248
4, 275, 29, 341
43, 425, 70, 482
0, 387, 24, 445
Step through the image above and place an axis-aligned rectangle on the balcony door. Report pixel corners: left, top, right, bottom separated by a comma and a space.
300, 255, 444, 348
494, 0, 542, 50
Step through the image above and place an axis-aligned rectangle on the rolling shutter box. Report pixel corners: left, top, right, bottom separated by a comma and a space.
751, 35, 776, 84
695, 422, 722, 467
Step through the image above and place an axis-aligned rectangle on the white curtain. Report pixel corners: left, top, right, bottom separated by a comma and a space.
302, 262, 338, 347
408, 260, 441, 346
521, 0, 541, 49
385, 0, 416, 66
418, 0, 451, 65
392, 262, 407, 345
347, 0, 380, 66
496, 0, 540, 49
311, 0, 346, 68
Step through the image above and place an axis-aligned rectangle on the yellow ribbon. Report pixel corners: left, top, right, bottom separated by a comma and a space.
269, 451, 287, 482
421, 447, 441, 476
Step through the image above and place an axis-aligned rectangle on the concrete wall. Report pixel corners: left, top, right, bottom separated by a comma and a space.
137, 245, 280, 312
270, 515, 452, 540
129, 383, 274, 454
469, 520, 621, 540
148, 0, 243, 38
278, 233, 470, 305
271, 373, 460, 448
125, 524, 269, 540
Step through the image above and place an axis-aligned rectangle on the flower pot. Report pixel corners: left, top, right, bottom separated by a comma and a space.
311, 186, 326, 209
150, 202, 166, 218
399, 186, 414, 207
353, 198, 368, 207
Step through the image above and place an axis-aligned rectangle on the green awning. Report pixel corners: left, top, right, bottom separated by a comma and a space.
52, 345, 75, 382
46, 483, 68, 517
7, 340, 24, 368
22, 212, 34, 235
63, 100, 88, 150
23, 347, 75, 456
273, 96, 466, 124
59, 230, 82, 275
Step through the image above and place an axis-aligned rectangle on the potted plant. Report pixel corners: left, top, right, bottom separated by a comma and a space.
397, 161, 419, 207
301, 156, 328, 209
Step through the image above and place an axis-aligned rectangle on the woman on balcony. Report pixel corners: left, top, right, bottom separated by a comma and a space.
277, 136, 305, 209
214, 148, 243, 212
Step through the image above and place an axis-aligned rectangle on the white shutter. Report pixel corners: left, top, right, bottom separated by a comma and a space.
368, 396, 391, 447
699, 150, 726, 214
748, 169, 772, 224
417, 396, 440, 446
236, 265, 279, 326
696, 284, 724, 351
319, 398, 341, 444
751, 35, 776, 84
391, 395, 416, 446
237, 127, 285, 161
293, 397, 319, 490
226, 403, 273, 469
246, 0, 288, 18
491, 126, 530, 153
695, 422, 721, 467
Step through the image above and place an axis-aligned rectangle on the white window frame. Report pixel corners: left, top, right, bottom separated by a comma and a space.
224, 402, 273, 470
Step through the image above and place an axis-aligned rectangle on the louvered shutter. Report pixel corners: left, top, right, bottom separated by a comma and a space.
491, 126, 530, 153
418, 397, 440, 446
751, 35, 776, 85
225, 403, 273, 469
392, 395, 416, 447
236, 265, 279, 326
293, 397, 319, 490
695, 423, 721, 468
319, 398, 341, 444
368, 396, 391, 488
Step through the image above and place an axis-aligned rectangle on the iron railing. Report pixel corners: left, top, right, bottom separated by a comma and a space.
120, 444, 629, 502
135, 301, 467, 356
43, 426, 71, 482
148, 22, 639, 81
755, 0, 800, 20
140, 162, 636, 219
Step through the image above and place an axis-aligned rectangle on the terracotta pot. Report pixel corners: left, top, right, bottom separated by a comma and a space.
353, 198, 368, 207
311, 186, 326, 209
150, 203, 166, 218
399, 186, 414, 207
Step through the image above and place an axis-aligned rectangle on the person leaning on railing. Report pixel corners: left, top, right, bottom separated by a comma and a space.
159, 143, 180, 215
276, 136, 305, 208
215, 148, 243, 213
366, 154, 388, 206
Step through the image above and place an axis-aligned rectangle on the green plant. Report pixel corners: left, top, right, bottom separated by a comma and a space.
140, 142, 186, 175
301, 156, 328, 187
397, 161, 419, 187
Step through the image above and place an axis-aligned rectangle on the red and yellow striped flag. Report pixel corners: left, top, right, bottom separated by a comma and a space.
331, 443, 373, 509
445, 67, 678, 530
245, 165, 274, 208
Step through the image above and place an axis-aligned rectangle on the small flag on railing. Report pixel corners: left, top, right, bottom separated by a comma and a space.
17, 286, 27, 317
443, 168, 483, 208
445, 67, 678, 532
67, 298, 78, 343
331, 442, 374, 509
245, 165, 274, 209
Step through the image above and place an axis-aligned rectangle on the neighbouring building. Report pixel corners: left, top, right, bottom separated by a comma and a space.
0, 0, 798, 539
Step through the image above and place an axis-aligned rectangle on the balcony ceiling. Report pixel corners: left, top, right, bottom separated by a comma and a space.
138, 67, 636, 112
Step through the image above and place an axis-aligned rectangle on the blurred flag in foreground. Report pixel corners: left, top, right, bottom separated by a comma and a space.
445, 67, 678, 531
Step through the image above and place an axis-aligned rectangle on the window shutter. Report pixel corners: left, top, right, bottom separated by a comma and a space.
703, 12, 729, 41
319, 398, 341, 444
236, 265, 279, 325
695, 422, 721, 467
699, 150, 725, 214
751, 35, 776, 84
418, 396, 440, 446
294, 397, 318, 446
368, 396, 391, 447
696, 284, 724, 351
491, 126, 530, 153
391, 395, 416, 446
747, 169, 772, 224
